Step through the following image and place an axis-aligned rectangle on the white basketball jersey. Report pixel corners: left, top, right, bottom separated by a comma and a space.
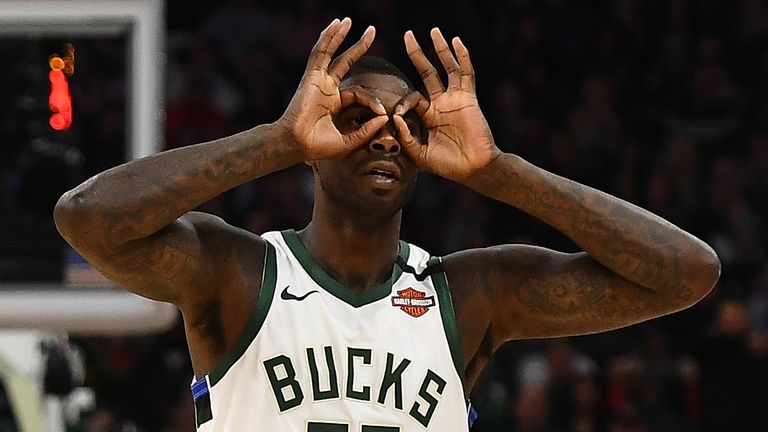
191, 230, 470, 431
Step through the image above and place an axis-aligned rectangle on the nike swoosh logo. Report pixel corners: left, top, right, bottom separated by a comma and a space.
280, 285, 319, 301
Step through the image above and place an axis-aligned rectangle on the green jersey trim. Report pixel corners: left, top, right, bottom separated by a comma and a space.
428, 256, 467, 398
281, 229, 410, 308
208, 241, 278, 386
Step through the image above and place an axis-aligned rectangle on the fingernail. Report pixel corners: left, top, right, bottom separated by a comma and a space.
395, 105, 404, 116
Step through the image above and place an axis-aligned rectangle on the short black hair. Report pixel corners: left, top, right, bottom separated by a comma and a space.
342, 56, 416, 91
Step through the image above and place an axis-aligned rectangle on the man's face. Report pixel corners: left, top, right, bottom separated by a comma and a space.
311, 72, 423, 218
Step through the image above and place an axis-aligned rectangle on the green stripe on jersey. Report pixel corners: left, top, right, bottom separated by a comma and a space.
428, 256, 467, 398
209, 241, 278, 386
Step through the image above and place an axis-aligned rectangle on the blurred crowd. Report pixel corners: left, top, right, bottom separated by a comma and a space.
5, 0, 768, 430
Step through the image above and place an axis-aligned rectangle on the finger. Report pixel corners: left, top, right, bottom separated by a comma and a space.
393, 115, 418, 148
339, 85, 386, 115
329, 25, 376, 84
430, 28, 461, 90
394, 91, 429, 118
393, 114, 426, 164
324, 17, 353, 68
452, 37, 475, 92
404, 30, 444, 98
342, 115, 388, 148
306, 18, 342, 72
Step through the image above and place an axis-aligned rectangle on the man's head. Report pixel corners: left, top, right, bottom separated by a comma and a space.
341, 56, 417, 92
310, 56, 425, 219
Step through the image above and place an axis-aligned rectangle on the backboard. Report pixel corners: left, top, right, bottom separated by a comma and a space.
0, 0, 174, 336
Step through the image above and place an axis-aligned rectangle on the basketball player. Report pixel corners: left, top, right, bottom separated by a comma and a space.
54, 18, 720, 431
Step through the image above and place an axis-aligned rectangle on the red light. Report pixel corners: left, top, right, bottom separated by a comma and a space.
49, 69, 72, 130
50, 113, 67, 130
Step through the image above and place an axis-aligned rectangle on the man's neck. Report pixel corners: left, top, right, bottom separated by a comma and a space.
298, 203, 402, 293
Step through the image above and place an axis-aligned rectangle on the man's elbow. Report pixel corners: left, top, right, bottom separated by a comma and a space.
679, 243, 722, 307
53, 189, 101, 248
54, 190, 83, 238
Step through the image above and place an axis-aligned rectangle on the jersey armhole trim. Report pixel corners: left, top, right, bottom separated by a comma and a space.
208, 241, 277, 386
428, 256, 468, 401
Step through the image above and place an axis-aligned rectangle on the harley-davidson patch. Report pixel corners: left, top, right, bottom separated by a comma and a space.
391, 287, 436, 317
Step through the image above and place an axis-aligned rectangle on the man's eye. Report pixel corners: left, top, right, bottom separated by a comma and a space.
406, 119, 419, 134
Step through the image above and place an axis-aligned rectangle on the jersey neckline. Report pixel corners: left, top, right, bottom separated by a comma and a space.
280, 229, 411, 308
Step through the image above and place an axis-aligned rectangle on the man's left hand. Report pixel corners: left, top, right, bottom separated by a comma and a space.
394, 28, 501, 183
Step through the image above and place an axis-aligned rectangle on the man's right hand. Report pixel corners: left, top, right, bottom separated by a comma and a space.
278, 17, 389, 162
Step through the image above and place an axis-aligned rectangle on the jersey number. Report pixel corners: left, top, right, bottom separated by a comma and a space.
307, 422, 399, 432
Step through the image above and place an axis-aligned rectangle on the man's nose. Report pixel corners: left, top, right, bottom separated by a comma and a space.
368, 125, 401, 155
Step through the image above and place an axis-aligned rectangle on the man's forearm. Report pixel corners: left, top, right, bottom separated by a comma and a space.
466, 153, 720, 292
55, 122, 298, 247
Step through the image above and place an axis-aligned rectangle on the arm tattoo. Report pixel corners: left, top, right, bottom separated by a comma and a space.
468, 154, 716, 297
77, 124, 294, 247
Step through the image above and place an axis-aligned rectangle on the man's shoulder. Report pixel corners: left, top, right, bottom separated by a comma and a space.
183, 211, 266, 249
180, 211, 269, 294
441, 244, 553, 291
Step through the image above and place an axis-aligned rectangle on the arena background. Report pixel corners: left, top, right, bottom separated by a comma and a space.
1, 0, 767, 430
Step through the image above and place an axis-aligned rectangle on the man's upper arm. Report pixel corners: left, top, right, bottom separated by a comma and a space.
80, 211, 266, 306
443, 245, 691, 345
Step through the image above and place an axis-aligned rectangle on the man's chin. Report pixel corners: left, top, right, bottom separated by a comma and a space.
317, 173, 416, 218
351, 195, 405, 218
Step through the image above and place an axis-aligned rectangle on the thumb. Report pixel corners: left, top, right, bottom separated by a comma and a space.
341, 115, 388, 148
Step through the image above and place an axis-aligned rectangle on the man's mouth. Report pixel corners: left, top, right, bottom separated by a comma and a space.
367, 168, 397, 180
362, 161, 402, 187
